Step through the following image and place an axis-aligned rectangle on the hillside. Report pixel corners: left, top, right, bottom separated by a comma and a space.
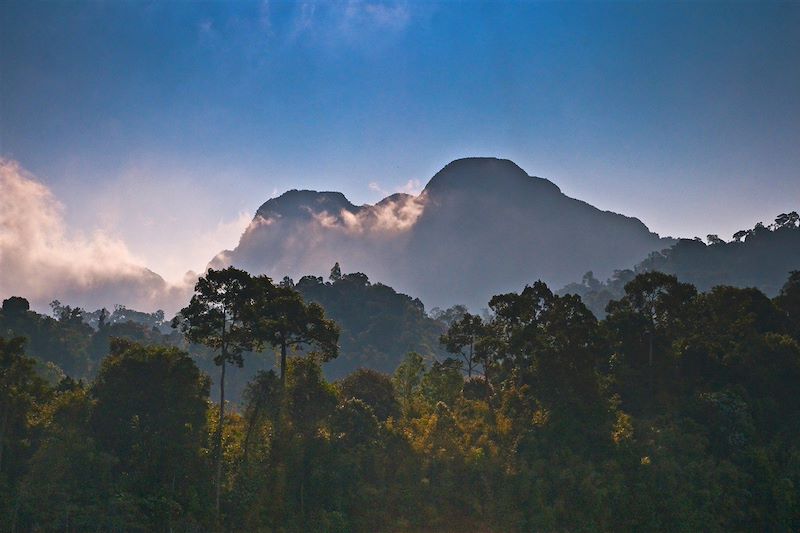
292, 268, 447, 378
560, 213, 800, 317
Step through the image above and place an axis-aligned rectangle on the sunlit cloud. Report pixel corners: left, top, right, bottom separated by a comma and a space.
312, 192, 427, 234
0, 159, 190, 314
368, 177, 422, 198
399, 178, 421, 195
369, 181, 387, 195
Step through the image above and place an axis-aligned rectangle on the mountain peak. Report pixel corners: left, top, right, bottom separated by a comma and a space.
424, 157, 561, 195
255, 189, 356, 221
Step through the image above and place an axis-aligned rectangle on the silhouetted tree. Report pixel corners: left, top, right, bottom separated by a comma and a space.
440, 313, 485, 377
172, 266, 259, 519
251, 278, 339, 389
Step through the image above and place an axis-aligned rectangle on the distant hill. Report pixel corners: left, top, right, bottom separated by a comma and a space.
211, 157, 670, 310
292, 269, 447, 378
560, 213, 800, 317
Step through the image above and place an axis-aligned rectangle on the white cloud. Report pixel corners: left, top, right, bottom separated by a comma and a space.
289, 0, 415, 46
399, 178, 421, 195
312, 191, 427, 234
368, 177, 422, 197
368, 181, 387, 194
357, 1, 411, 30
64, 158, 259, 285
0, 159, 190, 314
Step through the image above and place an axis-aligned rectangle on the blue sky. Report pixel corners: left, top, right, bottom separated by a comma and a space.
2, 1, 799, 281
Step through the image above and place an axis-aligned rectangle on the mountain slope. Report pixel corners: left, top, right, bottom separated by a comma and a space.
212, 157, 670, 309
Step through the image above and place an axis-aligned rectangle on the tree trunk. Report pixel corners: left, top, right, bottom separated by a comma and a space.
648, 329, 655, 406
242, 399, 263, 464
215, 359, 227, 523
279, 340, 288, 388
275, 340, 289, 442
467, 339, 474, 378
0, 400, 8, 474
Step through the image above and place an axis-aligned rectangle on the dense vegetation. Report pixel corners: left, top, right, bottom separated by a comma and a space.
0, 267, 446, 404
561, 212, 800, 317
291, 264, 446, 378
2, 265, 799, 531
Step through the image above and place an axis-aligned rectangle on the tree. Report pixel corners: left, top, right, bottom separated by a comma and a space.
775, 271, 800, 338
605, 272, 696, 413
393, 352, 425, 416
429, 304, 469, 327
774, 211, 799, 229
172, 266, 260, 519
732, 230, 749, 242
251, 279, 339, 389
607, 272, 696, 369
1, 296, 29, 316
18, 386, 115, 532
440, 313, 485, 377
481, 282, 605, 433
329, 262, 342, 282
88, 340, 211, 530
0, 337, 48, 475
241, 370, 281, 463
420, 358, 463, 408
338, 368, 399, 421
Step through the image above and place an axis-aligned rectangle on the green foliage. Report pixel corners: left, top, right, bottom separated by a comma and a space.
338, 368, 399, 421
4, 268, 800, 531
440, 312, 485, 377
0, 335, 50, 511
251, 277, 340, 385
6, 342, 212, 532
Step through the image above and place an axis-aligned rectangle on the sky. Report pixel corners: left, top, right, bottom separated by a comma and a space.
2, 0, 799, 285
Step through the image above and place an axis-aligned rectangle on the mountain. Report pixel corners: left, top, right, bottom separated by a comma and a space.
560, 213, 800, 317
211, 158, 671, 309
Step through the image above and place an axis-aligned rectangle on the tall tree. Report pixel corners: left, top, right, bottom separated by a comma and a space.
241, 369, 281, 463
607, 272, 696, 369
440, 313, 485, 377
605, 272, 696, 412
251, 278, 339, 389
173, 267, 260, 520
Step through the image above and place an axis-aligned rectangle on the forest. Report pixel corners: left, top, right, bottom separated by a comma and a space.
2, 256, 800, 531
561, 212, 800, 317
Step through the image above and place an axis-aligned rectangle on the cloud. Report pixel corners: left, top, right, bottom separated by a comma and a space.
399, 178, 421, 195
288, 0, 416, 47
368, 177, 422, 198
313, 192, 427, 234
210, 188, 429, 290
197, 211, 254, 261
0, 159, 190, 314
342, 1, 411, 31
